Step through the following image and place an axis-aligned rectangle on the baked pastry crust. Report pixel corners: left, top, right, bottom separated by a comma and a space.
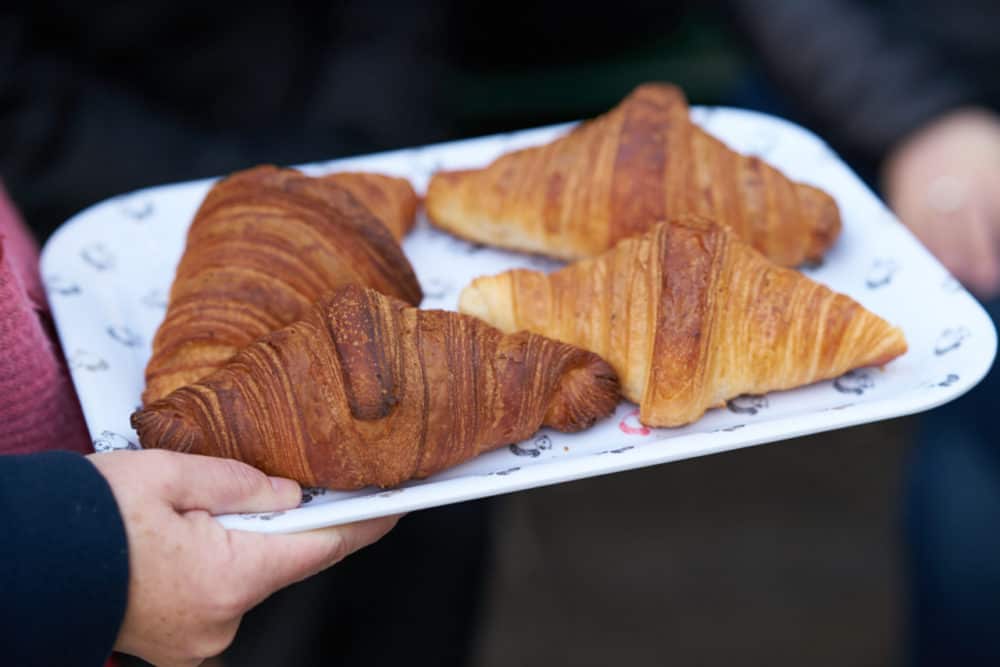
134, 285, 620, 489
427, 83, 840, 267
460, 216, 906, 427
143, 165, 422, 404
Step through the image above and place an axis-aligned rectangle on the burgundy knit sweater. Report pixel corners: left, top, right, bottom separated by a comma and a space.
0, 182, 90, 455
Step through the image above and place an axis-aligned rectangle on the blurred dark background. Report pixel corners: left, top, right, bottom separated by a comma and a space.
4, 1, 997, 665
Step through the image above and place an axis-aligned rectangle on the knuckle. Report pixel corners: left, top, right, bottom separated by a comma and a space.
144, 448, 178, 473
146, 449, 183, 492
209, 584, 248, 621
222, 593, 248, 620
193, 621, 241, 660
325, 530, 350, 565
171, 659, 202, 667
206, 551, 250, 615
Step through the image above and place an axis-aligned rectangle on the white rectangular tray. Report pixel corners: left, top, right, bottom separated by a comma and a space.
42, 108, 997, 533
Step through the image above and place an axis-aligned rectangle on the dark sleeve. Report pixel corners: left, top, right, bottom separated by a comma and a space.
728, 0, 978, 163
0, 451, 129, 667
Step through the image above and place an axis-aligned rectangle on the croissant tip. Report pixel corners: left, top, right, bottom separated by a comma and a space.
428, 169, 477, 191
457, 279, 488, 316
131, 401, 205, 454
543, 354, 621, 433
130, 407, 159, 449
797, 184, 843, 256
459, 275, 522, 334
872, 326, 909, 366
629, 81, 686, 102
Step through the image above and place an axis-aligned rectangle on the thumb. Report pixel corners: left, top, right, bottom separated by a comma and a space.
228, 514, 401, 606
155, 451, 303, 514
959, 203, 1000, 297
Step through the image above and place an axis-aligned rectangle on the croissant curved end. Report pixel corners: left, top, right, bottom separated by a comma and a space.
425, 169, 475, 227
627, 81, 686, 104
427, 169, 474, 190
425, 170, 462, 203
543, 352, 620, 433
868, 325, 909, 367
131, 402, 205, 455
799, 185, 843, 262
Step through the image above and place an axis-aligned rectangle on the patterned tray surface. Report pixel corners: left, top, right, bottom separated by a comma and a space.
42, 108, 996, 533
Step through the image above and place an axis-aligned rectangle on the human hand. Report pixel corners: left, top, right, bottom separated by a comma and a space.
87, 450, 398, 667
882, 107, 1000, 299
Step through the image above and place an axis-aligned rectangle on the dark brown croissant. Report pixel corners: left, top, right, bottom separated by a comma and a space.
427, 83, 840, 267
133, 284, 620, 489
142, 165, 422, 404
321, 171, 418, 241
461, 216, 907, 427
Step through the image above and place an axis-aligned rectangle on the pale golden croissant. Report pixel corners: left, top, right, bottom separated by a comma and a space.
142, 165, 422, 404
427, 83, 840, 267
460, 216, 907, 427
132, 284, 620, 489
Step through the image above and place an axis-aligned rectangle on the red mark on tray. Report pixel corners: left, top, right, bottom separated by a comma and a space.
618, 409, 650, 436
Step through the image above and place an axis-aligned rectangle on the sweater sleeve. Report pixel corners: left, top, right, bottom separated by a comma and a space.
0, 451, 129, 667
729, 0, 978, 164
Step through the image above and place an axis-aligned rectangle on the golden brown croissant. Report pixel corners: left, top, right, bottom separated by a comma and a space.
132, 284, 620, 489
142, 165, 422, 404
460, 216, 907, 427
427, 83, 840, 267
322, 171, 418, 241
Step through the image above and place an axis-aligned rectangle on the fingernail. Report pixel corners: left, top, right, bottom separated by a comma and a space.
269, 476, 301, 498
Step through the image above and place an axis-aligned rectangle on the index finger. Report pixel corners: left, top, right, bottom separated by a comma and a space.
155, 450, 303, 515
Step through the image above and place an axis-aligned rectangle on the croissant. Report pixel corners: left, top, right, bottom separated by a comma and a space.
460, 216, 907, 427
322, 171, 418, 241
427, 83, 840, 267
142, 165, 422, 404
132, 284, 620, 489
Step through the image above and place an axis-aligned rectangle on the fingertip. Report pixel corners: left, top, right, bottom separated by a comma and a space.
981, 262, 1000, 291
268, 476, 303, 507
228, 514, 405, 595
969, 268, 1000, 300
340, 514, 402, 551
377, 513, 405, 532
